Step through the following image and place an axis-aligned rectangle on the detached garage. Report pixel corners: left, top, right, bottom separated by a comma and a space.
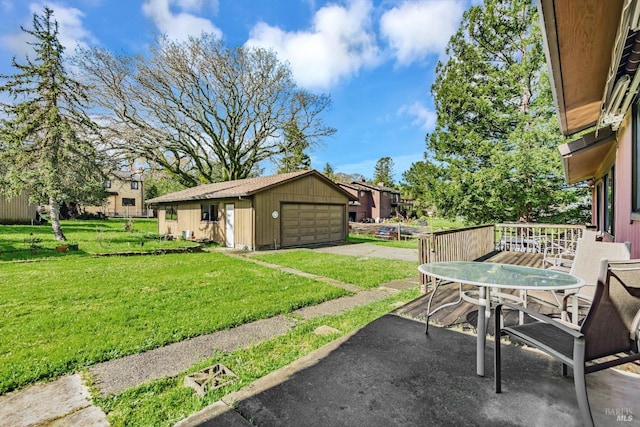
147, 170, 356, 250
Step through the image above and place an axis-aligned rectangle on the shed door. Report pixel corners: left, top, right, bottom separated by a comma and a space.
281, 204, 344, 247
225, 204, 234, 248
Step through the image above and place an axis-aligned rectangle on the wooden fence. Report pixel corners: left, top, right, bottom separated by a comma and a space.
0, 192, 37, 224
417, 223, 588, 292
418, 225, 495, 292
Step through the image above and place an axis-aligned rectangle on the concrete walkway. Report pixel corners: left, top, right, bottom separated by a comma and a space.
0, 245, 420, 426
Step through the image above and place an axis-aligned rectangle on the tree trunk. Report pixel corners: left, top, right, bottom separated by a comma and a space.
49, 197, 67, 241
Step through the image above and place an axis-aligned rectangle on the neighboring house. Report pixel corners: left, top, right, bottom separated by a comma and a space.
538, 0, 640, 257
0, 192, 37, 224
84, 171, 146, 217
146, 170, 357, 250
338, 181, 400, 222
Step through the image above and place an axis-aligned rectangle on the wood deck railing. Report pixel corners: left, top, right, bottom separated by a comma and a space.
417, 223, 588, 292
494, 223, 587, 255
418, 225, 495, 292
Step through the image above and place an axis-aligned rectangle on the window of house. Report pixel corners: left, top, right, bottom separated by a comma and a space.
166, 206, 178, 221
595, 167, 615, 236
604, 167, 615, 236
122, 198, 136, 206
596, 183, 602, 232
200, 203, 218, 222
104, 180, 111, 188
131, 181, 139, 190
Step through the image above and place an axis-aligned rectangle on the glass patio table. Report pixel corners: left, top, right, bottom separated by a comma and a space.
417, 261, 585, 376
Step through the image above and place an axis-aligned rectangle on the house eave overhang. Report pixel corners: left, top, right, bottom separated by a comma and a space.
538, 0, 624, 136
558, 127, 617, 184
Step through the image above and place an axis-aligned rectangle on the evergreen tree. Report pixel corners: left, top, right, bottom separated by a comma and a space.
322, 162, 335, 181
418, 0, 584, 224
277, 123, 311, 173
0, 7, 107, 240
372, 157, 395, 187
401, 160, 440, 218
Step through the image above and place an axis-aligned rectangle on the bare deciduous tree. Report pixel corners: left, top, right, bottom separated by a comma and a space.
77, 35, 336, 185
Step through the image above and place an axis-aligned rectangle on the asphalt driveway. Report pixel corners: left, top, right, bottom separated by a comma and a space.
312, 242, 418, 262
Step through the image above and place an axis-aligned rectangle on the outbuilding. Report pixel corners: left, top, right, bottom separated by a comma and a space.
146, 170, 357, 250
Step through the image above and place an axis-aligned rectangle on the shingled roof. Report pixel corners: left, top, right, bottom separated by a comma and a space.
147, 170, 356, 204
348, 181, 400, 193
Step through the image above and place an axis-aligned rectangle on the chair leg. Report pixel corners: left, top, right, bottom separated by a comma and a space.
573, 363, 594, 427
561, 363, 567, 377
573, 339, 593, 427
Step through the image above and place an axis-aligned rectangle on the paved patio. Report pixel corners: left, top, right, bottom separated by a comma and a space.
177, 314, 639, 426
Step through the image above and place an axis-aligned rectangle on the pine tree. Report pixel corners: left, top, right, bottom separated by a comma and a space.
373, 157, 395, 187
417, 0, 586, 224
0, 7, 106, 240
322, 163, 335, 181
277, 123, 311, 173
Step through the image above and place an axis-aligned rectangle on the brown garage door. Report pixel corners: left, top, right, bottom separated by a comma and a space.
281, 203, 345, 247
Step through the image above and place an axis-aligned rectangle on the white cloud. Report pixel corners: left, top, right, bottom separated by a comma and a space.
380, 0, 465, 66
398, 101, 436, 131
1, 2, 96, 56
175, 0, 218, 14
246, 0, 380, 90
142, 0, 222, 42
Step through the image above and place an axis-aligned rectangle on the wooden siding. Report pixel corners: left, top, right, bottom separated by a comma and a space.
253, 175, 349, 249
0, 192, 37, 224
157, 202, 225, 243
229, 200, 253, 249
610, 111, 640, 258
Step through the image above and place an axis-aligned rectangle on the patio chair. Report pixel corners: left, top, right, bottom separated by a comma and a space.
494, 259, 640, 427
560, 239, 631, 324
542, 229, 601, 271
528, 238, 630, 318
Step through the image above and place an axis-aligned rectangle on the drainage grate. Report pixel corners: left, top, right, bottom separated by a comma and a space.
184, 363, 238, 396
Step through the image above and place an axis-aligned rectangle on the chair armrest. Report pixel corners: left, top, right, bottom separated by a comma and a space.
542, 247, 574, 269
496, 302, 584, 338
561, 292, 593, 312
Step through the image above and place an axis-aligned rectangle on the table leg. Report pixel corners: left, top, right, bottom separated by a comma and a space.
520, 289, 526, 325
476, 286, 488, 376
425, 279, 461, 334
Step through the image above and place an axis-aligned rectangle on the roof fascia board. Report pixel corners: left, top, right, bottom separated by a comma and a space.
538, 0, 570, 135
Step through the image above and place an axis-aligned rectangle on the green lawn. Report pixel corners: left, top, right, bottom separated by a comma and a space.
0, 219, 198, 261
0, 218, 423, 418
0, 252, 349, 394
347, 233, 419, 248
251, 250, 418, 288
97, 288, 421, 427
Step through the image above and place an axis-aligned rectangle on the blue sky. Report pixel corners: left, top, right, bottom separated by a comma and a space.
0, 0, 474, 182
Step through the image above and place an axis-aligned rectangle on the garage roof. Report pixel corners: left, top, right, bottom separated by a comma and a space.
147, 169, 357, 204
